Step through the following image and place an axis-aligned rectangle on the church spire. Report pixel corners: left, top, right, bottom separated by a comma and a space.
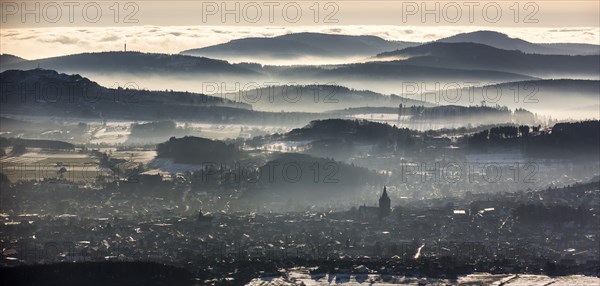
379, 186, 391, 218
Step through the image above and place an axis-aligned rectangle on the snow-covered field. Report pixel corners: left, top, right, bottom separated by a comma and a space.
247, 271, 600, 285
145, 157, 206, 173
110, 150, 157, 164
0, 151, 101, 182
87, 121, 293, 144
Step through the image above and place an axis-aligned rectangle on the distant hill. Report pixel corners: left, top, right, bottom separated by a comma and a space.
376, 42, 599, 77
269, 61, 535, 83
0, 47, 537, 95
0, 137, 75, 150
0, 51, 259, 75
322, 104, 532, 130
0, 116, 90, 143
129, 120, 188, 139
220, 84, 431, 112
261, 119, 420, 164
412, 79, 600, 102
156, 136, 241, 164
426, 79, 600, 119
0, 69, 251, 119
487, 79, 600, 95
333, 61, 536, 81
286, 118, 415, 145
181, 32, 419, 62
437, 30, 600, 55
331, 105, 513, 117
255, 152, 382, 200
0, 54, 26, 67
1, 69, 356, 125
468, 120, 600, 158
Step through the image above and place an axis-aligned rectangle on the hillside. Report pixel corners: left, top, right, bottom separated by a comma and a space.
376, 42, 599, 77
437, 30, 599, 55
181, 32, 418, 61
0, 51, 259, 75
0, 69, 251, 119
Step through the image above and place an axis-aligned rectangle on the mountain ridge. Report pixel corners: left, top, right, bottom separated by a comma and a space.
180, 32, 419, 61
376, 42, 599, 77
436, 30, 600, 55
0, 51, 259, 75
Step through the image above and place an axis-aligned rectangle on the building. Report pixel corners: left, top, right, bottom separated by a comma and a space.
357, 186, 391, 220
378, 186, 391, 218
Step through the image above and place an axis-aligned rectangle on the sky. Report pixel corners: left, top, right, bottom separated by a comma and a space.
0, 1, 599, 59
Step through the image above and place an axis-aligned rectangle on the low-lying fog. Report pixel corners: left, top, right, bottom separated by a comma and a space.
82, 73, 599, 121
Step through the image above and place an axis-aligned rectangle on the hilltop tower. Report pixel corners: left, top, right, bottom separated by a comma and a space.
378, 186, 391, 218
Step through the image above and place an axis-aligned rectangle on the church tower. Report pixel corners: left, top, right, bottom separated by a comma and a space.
378, 186, 391, 218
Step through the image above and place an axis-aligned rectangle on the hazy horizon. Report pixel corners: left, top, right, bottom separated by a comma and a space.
2, 25, 599, 60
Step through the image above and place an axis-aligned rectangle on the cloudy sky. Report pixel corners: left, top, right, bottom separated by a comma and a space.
1, 1, 599, 59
